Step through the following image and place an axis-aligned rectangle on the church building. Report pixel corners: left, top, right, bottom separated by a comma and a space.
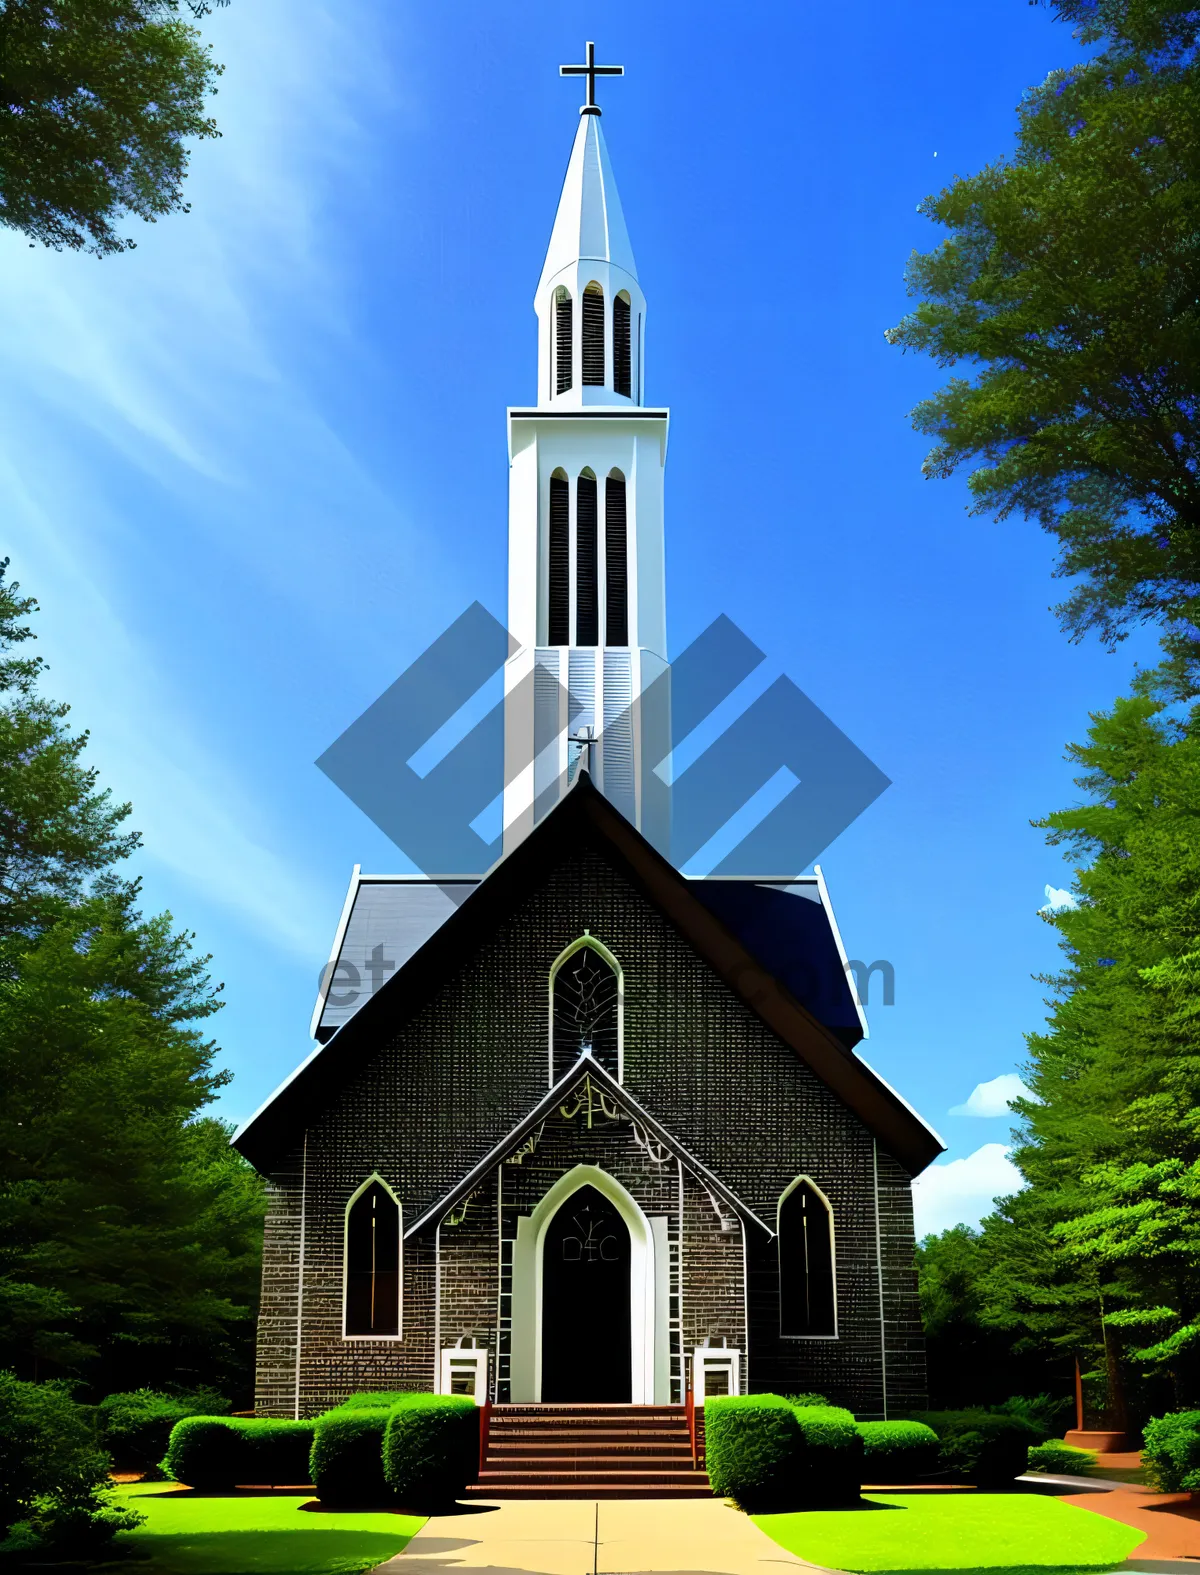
233, 49, 942, 1430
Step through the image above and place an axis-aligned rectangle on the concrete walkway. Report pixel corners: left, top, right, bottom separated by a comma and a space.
374, 1497, 825, 1575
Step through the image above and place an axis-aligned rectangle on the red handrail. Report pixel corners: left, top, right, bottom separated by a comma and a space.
686, 1382, 697, 1469
478, 1398, 492, 1476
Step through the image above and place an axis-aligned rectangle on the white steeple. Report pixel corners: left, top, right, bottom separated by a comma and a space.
504, 48, 669, 854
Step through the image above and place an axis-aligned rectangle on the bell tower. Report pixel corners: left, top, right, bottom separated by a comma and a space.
503, 45, 669, 854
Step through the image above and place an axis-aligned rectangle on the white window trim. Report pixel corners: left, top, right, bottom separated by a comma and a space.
342, 1171, 404, 1342
777, 1174, 839, 1341
548, 933, 625, 1086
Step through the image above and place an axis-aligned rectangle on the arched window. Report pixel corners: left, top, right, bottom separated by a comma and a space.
548, 469, 569, 645
613, 292, 632, 397
555, 287, 573, 394
778, 1178, 836, 1338
550, 937, 622, 1082
576, 469, 598, 646
605, 470, 628, 645
582, 282, 605, 386
344, 1176, 401, 1338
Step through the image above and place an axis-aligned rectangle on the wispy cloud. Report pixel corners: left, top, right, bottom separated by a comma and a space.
950, 1070, 1033, 1118
911, 1143, 1025, 1238
0, 1, 443, 957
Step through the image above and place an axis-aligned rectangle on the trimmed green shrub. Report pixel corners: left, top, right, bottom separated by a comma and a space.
98, 1388, 231, 1476
161, 1417, 314, 1488
912, 1409, 1042, 1486
858, 1420, 939, 1481
784, 1392, 830, 1408
334, 1391, 415, 1410
310, 1403, 396, 1506
792, 1405, 863, 1504
705, 1395, 803, 1509
1143, 1410, 1200, 1492
1027, 1440, 1098, 1477
382, 1396, 479, 1508
0, 1371, 142, 1553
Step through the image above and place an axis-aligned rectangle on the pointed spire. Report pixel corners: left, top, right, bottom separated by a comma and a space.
538, 112, 637, 294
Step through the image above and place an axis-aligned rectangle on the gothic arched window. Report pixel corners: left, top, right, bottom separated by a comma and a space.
605, 469, 628, 645
548, 469, 569, 645
576, 469, 598, 646
613, 292, 632, 397
344, 1176, 401, 1338
555, 287, 573, 394
582, 282, 605, 386
778, 1178, 836, 1338
551, 938, 622, 1082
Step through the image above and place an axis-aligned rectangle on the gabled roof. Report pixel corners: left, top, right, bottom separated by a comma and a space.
405, 1052, 771, 1239
233, 771, 943, 1176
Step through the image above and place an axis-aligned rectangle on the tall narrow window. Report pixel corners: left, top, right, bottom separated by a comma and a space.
551, 939, 621, 1082
555, 288, 573, 394
582, 282, 605, 386
778, 1179, 836, 1337
576, 470, 598, 646
345, 1178, 401, 1337
605, 471, 628, 645
548, 470, 569, 645
613, 292, 631, 397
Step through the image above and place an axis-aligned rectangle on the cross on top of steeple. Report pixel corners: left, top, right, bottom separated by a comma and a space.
560, 41, 623, 116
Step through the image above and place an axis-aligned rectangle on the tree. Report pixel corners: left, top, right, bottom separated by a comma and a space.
0, 562, 265, 1395
887, 4, 1200, 647
964, 683, 1200, 1420
0, 0, 227, 257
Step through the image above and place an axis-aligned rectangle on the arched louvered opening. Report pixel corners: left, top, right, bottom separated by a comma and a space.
548, 470, 570, 645
613, 292, 632, 398
576, 469, 598, 646
551, 938, 622, 1082
555, 287, 573, 394
344, 1177, 401, 1337
778, 1178, 836, 1338
582, 282, 605, 387
605, 470, 628, 646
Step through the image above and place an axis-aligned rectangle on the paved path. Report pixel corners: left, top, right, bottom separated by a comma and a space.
374, 1497, 825, 1575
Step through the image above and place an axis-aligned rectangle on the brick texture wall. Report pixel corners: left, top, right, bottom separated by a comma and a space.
253, 845, 926, 1418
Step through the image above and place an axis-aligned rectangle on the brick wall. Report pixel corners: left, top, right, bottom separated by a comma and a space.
253, 845, 925, 1418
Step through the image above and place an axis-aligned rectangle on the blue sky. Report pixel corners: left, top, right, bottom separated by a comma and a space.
0, 1, 1157, 1236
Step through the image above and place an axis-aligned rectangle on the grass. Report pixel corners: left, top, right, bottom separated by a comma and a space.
0, 1484, 425, 1575
753, 1491, 1145, 1573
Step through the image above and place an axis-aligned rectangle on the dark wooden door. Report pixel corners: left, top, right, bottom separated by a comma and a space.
541, 1185, 632, 1402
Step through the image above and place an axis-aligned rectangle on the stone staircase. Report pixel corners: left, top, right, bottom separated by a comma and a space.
465, 1403, 712, 1498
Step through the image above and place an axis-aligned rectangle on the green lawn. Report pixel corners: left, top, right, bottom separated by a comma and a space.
754, 1491, 1145, 1573
83, 1484, 424, 1575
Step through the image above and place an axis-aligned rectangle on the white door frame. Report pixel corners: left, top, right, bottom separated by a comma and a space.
531, 1164, 654, 1404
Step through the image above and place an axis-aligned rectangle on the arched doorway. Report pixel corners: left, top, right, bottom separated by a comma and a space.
540, 1184, 632, 1402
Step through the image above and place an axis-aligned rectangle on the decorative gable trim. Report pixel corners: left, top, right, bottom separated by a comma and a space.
405, 1052, 772, 1240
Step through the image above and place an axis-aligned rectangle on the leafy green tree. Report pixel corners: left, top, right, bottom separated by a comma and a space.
0, 0, 227, 257
969, 683, 1200, 1419
887, 3, 1200, 646
0, 562, 265, 1394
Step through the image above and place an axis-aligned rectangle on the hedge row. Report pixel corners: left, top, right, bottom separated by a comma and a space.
909, 1408, 1043, 1486
98, 1388, 231, 1477
859, 1420, 940, 1480
164, 1392, 478, 1508
161, 1419, 314, 1489
704, 1398, 864, 1509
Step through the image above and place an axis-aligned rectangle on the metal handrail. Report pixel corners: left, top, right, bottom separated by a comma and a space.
479, 1398, 492, 1476
685, 1382, 697, 1469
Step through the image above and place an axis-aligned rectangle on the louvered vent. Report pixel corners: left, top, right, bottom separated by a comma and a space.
582, 284, 605, 386
548, 475, 569, 644
576, 473, 598, 646
555, 293, 573, 394
605, 474, 628, 645
613, 294, 631, 397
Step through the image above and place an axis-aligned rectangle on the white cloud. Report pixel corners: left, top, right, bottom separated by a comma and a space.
950, 1071, 1032, 1118
912, 1143, 1025, 1238
1041, 883, 1079, 914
